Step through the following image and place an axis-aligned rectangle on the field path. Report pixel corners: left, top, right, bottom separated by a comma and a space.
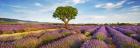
0, 29, 58, 37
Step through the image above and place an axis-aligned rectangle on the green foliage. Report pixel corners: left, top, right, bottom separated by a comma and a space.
43, 34, 57, 43
84, 32, 91, 36
126, 32, 133, 37
53, 6, 78, 21
122, 43, 140, 48
39, 33, 61, 44
53, 6, 78, 29
14, 37, 40, 48
3, 31, 14, 34
61, 32, 71, 36
96, 34, 105, 41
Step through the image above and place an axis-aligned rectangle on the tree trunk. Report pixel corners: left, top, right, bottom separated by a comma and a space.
64, 21, 69, 29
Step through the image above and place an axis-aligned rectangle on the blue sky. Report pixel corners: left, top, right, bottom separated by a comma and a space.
0, 0, 140, 24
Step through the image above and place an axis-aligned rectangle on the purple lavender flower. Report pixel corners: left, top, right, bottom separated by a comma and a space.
107, 26, 140, 48
94, 26, 108, 40
81, 39, 109, 48
40, 34, 87, 48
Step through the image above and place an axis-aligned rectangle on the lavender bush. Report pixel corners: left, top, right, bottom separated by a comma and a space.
107, 26, 140, 48
40, 34, 87, 48
94, 26, 108, 40
81, 39, 109, 48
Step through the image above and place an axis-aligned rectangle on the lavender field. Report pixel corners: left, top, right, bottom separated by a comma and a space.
0, 0, 140, 48
0, 24, 140, 48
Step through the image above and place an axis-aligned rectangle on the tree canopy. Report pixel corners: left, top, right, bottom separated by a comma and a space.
53, 6, 78, 29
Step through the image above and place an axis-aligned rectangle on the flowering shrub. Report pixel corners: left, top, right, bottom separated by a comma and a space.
0, 41, 15, 48
81, 39, 109, 48
40, 34, 87, 48
14, 37, 41, 48
39, 30, 70, 44
94, 26, 108, 41
107, 26, 140, 48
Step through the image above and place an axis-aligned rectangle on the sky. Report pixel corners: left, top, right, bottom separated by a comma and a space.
0, 0, 140, 24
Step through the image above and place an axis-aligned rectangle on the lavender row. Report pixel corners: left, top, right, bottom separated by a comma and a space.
113, 26, 140, 41
13, 29, 71, 48
40, 34, 87, 48
38, 29, 72, 44
81, 39, 109, 48
113, 25, 140, 34
93, 26, 108, 41
0, 41, 15, 48
0, 29, 72, 48
114, 27, 136, 36
107, 26, 140, 48
0, 24, 64, 34
72, 26, 97, 33
85, 26, 99, 33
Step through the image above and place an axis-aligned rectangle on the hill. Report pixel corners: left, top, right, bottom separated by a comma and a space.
0, 18, 39, 24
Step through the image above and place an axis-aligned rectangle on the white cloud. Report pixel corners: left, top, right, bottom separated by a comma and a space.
73, 0, 81, 3
95, 0, 127, 10
127, 12, 140, 15
70, 14, 140, 24
95, 4, 103, 8
131, 6, 140, 9
70, 15, 107, 24
35, 2, 43, 7
127, 1, 135, 4
72, 0, 87, 4
59, 0, 88, 5
8, 5, 28, 9
130, 8, 140, 12
127, 6, 140, 15
11, 1, 79, 22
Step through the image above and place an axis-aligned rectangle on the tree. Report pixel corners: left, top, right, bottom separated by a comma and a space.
53, 6, 78, 29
